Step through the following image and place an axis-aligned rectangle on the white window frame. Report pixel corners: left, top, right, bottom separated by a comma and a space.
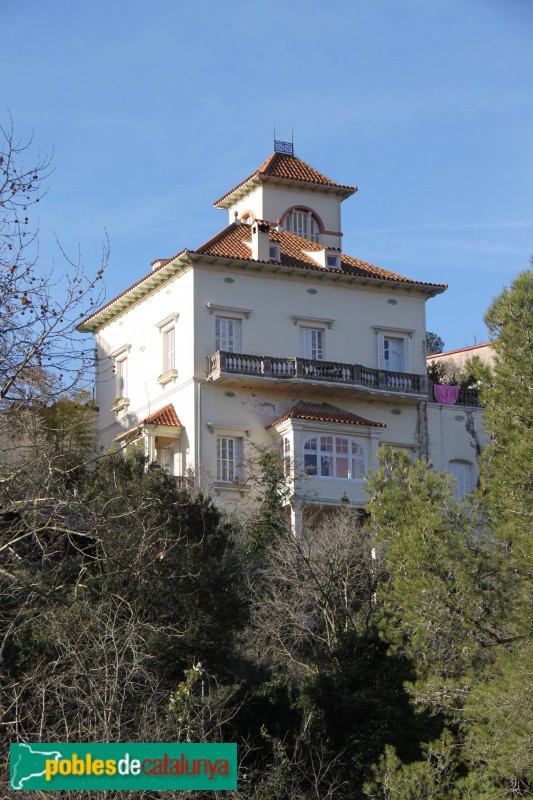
300, 326, 325, 361
374, 327, 414, 373
115, 356, 128, 399
269, 244, 280, 262
303, 435, 366, 480
156, 313, 179, 385
109, 343, 131, 410
383, 336, 405, 371
206, 305, 251, 355
326, 253, 340, 269
283, 209, 320, 243
216, 436, 244, 483
164, 326, 176, 373
157, 443, 175, 474
216, 317, 242, 353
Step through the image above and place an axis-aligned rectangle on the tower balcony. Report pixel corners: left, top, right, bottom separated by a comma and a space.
207, 350, 428, 400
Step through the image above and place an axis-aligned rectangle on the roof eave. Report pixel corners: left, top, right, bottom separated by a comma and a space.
213, 174, 356, 209
77, 252, 192, 333
260, 174, 357, 200
188, 251, 446, 295
114, 422, 183, 442
213, 174, 262, 209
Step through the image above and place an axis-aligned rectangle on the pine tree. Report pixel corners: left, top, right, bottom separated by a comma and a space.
481, 266, 533, 639
364, 267, 533, 797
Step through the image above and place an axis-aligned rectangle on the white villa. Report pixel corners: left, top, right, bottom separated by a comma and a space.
78, 142, 486, 528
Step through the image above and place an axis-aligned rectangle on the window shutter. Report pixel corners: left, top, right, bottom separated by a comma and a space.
377, 334, 385, 370
216, 318, 241, 353
232, 320, 241, 353
234, 438, 243, 479
450, 462, 472, 497
166, 328, 175, 371
121, 359, 128, 397
300, 327, 309, 358
403, 336, 410, 373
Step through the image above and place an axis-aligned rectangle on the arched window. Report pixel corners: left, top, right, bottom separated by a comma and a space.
283, 209, 320, 243
303, 436, 365, 479
240, 212, 255, 225
449, 460, 472, 497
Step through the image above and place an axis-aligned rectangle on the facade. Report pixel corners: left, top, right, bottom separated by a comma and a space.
427, 342, 495, 376
79, 144, 486, 527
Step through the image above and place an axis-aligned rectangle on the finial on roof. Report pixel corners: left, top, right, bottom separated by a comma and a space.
274, 139, 294, 156
273, 124, 294, 156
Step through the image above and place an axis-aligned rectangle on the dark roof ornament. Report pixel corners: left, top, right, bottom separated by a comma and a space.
273, 126, 294, 156
274, 139, 294, 156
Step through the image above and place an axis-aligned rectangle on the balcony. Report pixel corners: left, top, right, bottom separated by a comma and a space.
207, 350, 427, 398
429, 384, 482, 407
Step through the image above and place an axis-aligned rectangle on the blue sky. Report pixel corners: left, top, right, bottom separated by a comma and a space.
3, 0, 533, 350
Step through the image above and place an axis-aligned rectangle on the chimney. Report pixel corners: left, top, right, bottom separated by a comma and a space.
251, 220, 270, 262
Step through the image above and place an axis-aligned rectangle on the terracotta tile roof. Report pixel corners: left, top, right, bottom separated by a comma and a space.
426, 342, 492, 360
195, 222, 446, 288
114, 403, 182, 439
258, 152, 354, 188
80, 220, 446, 333
268, 401, 386, 429
144, 404, 182, 427
214, 152, 356, 207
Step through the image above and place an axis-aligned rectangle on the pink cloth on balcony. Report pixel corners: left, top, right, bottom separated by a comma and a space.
434, 385, 460, 404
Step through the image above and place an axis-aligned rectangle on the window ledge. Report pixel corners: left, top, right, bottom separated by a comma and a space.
157, 369, 178, 386
213, 481, 251, 495
306, 476, 365, 483
112, 397, 130, 413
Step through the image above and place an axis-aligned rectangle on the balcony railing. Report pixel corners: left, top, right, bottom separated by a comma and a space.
428, 384, 482, 407
208, 351, 427, 395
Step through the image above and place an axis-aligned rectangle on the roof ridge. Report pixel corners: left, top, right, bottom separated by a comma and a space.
256, 152, 277, 173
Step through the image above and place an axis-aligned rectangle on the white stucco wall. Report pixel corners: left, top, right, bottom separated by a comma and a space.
193, 263, 428, 377
94, 268, 196, 453
427, 402, 486, 487
227, 184, 345, 248
88, 253, 485, 516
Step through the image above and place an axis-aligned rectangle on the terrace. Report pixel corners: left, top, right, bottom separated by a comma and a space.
207, 350, 427, 398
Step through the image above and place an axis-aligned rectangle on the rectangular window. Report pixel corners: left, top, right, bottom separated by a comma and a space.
449, 461, 472, 497
164, 327, 176, 372
216, 317, 241, 353
158, 445, 174, 474
293, 210, 307, 238
383, 337, 404, 372
326, 254, 339, 269
300, 327, 324, 360
303, 436, 366, 480
269, 245, 280, 261
216, 437, 243, 482
115, 357, 128, 399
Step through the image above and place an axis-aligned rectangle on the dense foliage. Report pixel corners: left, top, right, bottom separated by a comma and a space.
1, 121, 531, 797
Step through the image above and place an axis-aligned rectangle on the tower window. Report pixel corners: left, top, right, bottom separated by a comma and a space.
283, 209, 320, 243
